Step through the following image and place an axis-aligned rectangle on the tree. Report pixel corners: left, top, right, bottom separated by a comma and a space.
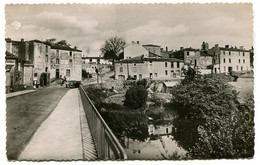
45, 39, 71, 47
124, 85, 148, 109
171, 75, 254, 159
100, 36, 126, 63
45, 38, 57, 45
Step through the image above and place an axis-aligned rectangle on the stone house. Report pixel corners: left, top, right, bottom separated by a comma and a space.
28, 40, 52, 86
115, 55, 184, 81
5, 38, 32, 92
50, 45, 82, 81
82, 56, 112, 74
209, 44, 251, 73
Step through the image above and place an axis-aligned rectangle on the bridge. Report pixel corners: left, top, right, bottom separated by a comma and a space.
17, 85, 127, 160
79, 85, 127, 160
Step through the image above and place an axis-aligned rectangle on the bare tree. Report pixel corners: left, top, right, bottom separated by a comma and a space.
100, 36, 126, 64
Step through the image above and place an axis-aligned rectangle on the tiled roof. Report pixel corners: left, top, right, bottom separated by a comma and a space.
144, 57, 184, 62
116, 56, 184, 64
51, 45, 82, 52
183, 48, 200, 51
142, 44, 161, 47
5, 51, 18, 59
219, 47, 250, 52
149, 52, 162, 57
82, 57, 106, 59
116, 56, 144, 63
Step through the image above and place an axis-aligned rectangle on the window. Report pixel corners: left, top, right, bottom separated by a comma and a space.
177, 62, 180, 68
154, 73, 157, 77
229, 51, 231, 55
229, 59, 231, 63
56, 49, 59, 55
45, 67, 48, 72
89, 59, 92, 62
241, 66, 243, 71
237, 66, 239, 70
243, 59, 245, 63
69, 59, 73, 64
165, 70, 168, 75
187, 51, 190, 56
133, 67, 137, 72
134, 75, 137, 79
45, 55, 48, 62
224, 66, 226, 72
239, 59, 241, 63
70, 51, 72, 57
46, 46, 48, 53
134, 63, 136, 66
171, 62, 174, 68
243, 52, 245, 56
66, 69, 71, 77
223, 51, 225, 55
165, 62, 167, 67
223, 58, 226, 63
150, 61, 152, 64
56, 58, 60, 64
120, 67, 123, 72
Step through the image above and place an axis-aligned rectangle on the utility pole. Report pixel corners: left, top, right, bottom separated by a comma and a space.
127, 57, 130, 79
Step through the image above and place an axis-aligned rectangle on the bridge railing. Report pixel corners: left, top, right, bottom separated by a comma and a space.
79, 85, 127, 160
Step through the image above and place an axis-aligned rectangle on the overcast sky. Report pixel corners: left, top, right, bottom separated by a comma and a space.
5, 4, 253, 56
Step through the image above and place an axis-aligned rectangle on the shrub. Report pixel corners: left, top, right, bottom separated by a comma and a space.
124, 85, 148, 109
136, 79, 148, 88
84, 85, 107, 110
82, 69, 92, 78
171, 75, 254, 159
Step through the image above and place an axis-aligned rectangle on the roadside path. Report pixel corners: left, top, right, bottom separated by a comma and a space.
18, 88, 84, 160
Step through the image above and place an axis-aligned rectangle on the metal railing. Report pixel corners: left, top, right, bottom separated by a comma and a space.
79, 85, 127, 160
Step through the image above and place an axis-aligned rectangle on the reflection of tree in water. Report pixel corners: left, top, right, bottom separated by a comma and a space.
100, 111, 149, 142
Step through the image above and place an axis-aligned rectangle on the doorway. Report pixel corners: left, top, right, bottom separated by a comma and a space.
56, 69, 60, 79
228, 67, 232, 73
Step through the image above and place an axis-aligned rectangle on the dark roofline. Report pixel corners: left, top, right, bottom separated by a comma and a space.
5, 51, 17, 59
219, 47, 250, 52
30, 40, 52, 46
82, 57, 107, 59
51, 45, 82, 52
115, 56, 184, 64
143, 44, 161, 47
144, 57, 184, 62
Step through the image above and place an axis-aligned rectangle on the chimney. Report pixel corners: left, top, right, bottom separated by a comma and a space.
137, 41, 139, 44
225, 45, 229, 48
21, 38, 24, 42
166, 46, 168, 52
5, 38, 12, 53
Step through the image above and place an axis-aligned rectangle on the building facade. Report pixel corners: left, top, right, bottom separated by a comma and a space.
82, 56, 112, 74
50, 45, 82, 81
115, 56, 184, 81
209, 44, 251, 73
124, 41, 149, 59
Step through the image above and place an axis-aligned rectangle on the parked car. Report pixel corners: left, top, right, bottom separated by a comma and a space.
65, 81, 81, 88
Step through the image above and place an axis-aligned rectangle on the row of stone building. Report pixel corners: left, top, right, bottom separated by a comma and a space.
114, 41, 253, 81
5, 38, 82, 93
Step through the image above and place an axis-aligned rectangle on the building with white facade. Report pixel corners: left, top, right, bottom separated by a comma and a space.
50, 45, 82, 81
209, 44, 251, 73
115, 56, 184, 81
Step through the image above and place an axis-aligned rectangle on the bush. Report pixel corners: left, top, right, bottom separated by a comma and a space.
124, 85, 148, 109
171, 75, 254, 159
136, 79, 148, 88
82, 69, 92, 78
83, 85, 107, 110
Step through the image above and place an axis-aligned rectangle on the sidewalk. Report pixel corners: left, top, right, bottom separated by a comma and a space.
18, 88, 84, 160
6, 89, 36, 98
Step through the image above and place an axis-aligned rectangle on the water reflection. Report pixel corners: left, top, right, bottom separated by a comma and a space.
101, 111, 186, 159
122, 123, 186, 160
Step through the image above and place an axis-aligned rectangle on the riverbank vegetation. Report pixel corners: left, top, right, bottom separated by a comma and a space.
171, 73, 254, 159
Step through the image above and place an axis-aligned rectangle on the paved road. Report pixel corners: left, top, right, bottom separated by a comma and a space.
6, 85, 70, 160
18, 89, 84, 160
